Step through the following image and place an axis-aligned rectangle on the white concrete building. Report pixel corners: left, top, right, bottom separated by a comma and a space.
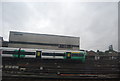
8, 31, 80, 50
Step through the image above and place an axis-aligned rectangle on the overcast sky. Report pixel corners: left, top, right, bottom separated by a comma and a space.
0, 1, 118, 51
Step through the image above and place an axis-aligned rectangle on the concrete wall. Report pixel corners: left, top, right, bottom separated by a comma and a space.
8, 43, 79, 50
0, 37, 3, 47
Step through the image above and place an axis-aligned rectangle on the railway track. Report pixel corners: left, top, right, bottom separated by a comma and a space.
2, 76, 120, 81
2, 57, 120, 80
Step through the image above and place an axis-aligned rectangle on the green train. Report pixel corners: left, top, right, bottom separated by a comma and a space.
1, 47, 87, 62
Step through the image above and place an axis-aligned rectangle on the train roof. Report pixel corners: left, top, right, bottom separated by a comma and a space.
0, 47, 85, 53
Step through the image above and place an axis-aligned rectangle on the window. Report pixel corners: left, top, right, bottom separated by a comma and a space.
42, 52, 65, 56
58, 45, 73, 48
20, 52, 35, 55
42, 53, 54, 56
2, 51, 17, 54
71, 54, 84, 57
2, 51, 35, 55
54, 53, 65, 56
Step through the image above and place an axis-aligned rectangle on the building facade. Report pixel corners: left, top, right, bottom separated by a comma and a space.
0, 37, 3, 47
8, 31, 80, 50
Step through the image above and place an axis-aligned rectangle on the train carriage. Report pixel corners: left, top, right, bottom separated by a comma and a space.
1, 47, 87, 62
1, 47, 19, 58
64, 51, 86, 62
40, 49, 67, 59
20, 48, 37, 58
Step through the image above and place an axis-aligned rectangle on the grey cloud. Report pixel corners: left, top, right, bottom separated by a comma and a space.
1, 2, 118, 51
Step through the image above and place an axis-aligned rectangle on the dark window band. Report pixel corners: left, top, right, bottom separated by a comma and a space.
54, 53, 65, 56
71, 54, 84, 57
2, 51, 17, 54
42, 52, 65, 56
42, 53, 55, 56
2, 51, 35, 55
20, 52, 35, 55
9, 41, 79, 47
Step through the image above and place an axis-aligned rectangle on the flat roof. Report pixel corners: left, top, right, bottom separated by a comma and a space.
10, 31, 79, 38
